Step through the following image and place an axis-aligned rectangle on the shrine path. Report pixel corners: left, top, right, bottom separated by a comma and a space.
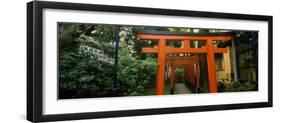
174, 83, 192, 94
143, 82, 192, 95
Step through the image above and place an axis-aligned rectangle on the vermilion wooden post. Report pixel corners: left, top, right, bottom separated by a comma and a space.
187, 66, 189, 84
206, 39, 218, 93
192, 64, 195, 85
188, 65, 191, 84
156, 38, 166, 95
170, 64, 175, 94
184, 40, 190, 49
196, 63, 200, 88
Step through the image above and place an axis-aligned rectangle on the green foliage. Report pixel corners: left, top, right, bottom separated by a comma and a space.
58, 23, 115, 98
91, 25, 115, 44
59, 51, 114, 98
117, 46, 158, 96
234, 31, 258, 69
114, 26, 159, 96
58, 23, 81, 53
59, 23, 160, 98
218, 81, 257, 92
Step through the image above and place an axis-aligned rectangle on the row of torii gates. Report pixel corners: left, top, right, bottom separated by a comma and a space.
166, 55, 202, 94
137, 31, 232, 95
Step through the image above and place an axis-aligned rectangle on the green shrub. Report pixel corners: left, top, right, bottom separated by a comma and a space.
218, 80, 257, 92
59, 51, 114, 98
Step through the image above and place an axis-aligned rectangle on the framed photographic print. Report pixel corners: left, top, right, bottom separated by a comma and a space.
27, 1, 273, 122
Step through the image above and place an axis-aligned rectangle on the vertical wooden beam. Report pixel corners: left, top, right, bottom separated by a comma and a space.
231, 38, 238, 81
183, 40, 190, 49
188, 65, 191, 83
184, 40, 190, 57
156, 38, 166, 95
190, 64, 194, 85
170, 64, 175, 94
196, 63, 200, 88
195, 63, 200, 93
250, 32, 258, 82
206, 39, 218, 93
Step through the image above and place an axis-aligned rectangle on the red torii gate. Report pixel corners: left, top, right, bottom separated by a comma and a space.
166, 56, 201, 94
137, 32, 231, 95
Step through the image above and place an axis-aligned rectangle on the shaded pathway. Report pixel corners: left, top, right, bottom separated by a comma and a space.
143, 82, 192, 95
174, 83, 192, 94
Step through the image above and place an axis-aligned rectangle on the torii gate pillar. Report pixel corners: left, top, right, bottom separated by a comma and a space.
156, 38, 166, 95
206, 39, 218, 92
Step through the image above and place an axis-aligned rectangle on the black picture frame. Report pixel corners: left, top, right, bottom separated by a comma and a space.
27, 1, 273, 122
